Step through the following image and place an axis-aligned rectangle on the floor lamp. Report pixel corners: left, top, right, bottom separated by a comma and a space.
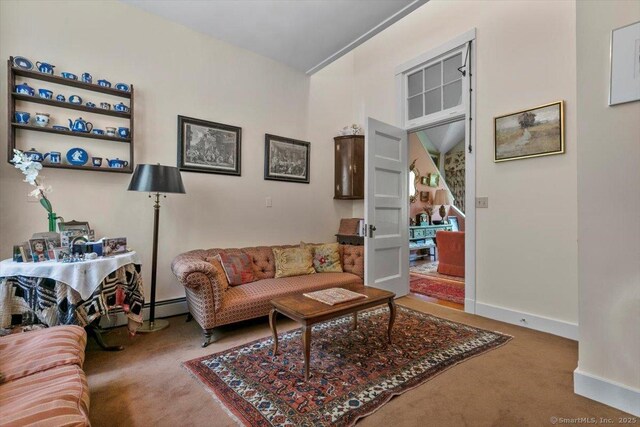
128, 164, 185, 332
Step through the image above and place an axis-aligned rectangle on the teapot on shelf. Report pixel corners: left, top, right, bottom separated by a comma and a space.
106, 158, 128, 168
68, 117, 93, 133
23, 148, 60, 163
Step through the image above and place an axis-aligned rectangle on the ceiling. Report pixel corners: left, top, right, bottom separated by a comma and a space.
121, 0, 427, 74
417, 120, 465, 154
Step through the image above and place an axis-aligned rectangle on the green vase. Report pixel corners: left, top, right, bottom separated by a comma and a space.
48, 212, 58, 232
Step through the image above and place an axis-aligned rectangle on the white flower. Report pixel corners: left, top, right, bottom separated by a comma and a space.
28, 184, 51, 199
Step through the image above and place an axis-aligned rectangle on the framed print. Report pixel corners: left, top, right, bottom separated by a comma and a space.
264, 134, 310, 184
427, 172, 440, 187
57, 220, 91, 234
178, 115, 241, 176
609, 21, 640, 105
494, 101, 564, 162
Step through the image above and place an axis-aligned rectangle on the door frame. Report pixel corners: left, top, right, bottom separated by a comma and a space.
393, 28, 477, 314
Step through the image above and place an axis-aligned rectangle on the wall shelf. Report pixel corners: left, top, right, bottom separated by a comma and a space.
12, 93, 131, 118
12, 67, 131, 99
11, 123, 131, 143
7, 57, 135, 173
40, 162, 132, 174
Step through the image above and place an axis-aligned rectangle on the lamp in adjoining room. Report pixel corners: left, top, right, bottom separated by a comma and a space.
128, 164, 186, 332
433, 189, 452, 224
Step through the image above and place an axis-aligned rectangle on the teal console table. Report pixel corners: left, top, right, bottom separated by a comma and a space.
409, 224, 453, 261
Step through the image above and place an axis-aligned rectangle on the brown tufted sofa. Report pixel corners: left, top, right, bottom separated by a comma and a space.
171, 244, 364, 347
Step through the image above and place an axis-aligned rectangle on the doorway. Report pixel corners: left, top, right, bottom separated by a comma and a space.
364, 29, 476, 313
408, 119, 466, 311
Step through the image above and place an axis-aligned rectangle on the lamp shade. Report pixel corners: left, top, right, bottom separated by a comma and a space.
127, 164, 186, 194
433, 189, 451, 205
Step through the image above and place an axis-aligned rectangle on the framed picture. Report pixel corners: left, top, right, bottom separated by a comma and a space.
28, 238, 49, 262
103, 238, 127, 256
419, 190, 430, 202
494, 101, 564, 162
448, 216, 459, 232
264, 134, 310, 184
429, 152, 440, 168
420, 176, 428, 185
609, 21, 640, 105
427, 172, 440, 187
58, 220, 91, 234
177, 115, 241, 176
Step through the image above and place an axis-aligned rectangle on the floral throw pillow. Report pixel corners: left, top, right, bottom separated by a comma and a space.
302, 242, 343, 273
214, 252, 256, 286
273, 247, 315, 278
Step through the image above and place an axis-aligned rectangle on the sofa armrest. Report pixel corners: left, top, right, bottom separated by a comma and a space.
340, 244, 364, 280
171, 252, 217, 289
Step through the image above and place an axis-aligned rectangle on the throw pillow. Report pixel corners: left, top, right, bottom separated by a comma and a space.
301, 242, 343, 273
214, 252, 256, 286
205, 256, 230, 291
273, 247, 315, 278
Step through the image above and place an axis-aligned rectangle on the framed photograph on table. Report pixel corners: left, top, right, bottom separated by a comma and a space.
177, 115, 241, 176
264, 134, 310, 184
609, 21, 640, 106
494, 101, 564, 162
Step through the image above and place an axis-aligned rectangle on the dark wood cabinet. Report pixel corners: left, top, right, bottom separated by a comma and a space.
334, 135, 364, 199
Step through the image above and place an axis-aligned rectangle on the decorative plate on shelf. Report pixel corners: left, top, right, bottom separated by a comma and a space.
66, 148, 88, 166
12, 56, 33, 70
115, 83, 129, 92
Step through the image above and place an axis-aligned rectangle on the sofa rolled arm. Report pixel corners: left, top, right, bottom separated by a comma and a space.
171, 250, 217, 289
340, 244, 364, 280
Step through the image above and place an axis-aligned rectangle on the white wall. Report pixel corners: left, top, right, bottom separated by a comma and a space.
345, 0, 578, 327
0, 0, 353, 301
575, 0, 640, 415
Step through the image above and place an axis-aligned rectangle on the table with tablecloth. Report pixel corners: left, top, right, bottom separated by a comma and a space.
0, 252, 144, 335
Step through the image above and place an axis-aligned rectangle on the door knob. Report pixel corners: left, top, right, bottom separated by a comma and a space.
369, 224, 377, 237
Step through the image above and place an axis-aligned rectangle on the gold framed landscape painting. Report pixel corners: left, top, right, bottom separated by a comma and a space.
494, 101, 564, 162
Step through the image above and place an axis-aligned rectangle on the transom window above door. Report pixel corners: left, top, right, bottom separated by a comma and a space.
406, 50, 464, 123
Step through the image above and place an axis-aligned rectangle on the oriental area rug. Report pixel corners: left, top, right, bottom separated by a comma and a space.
184, 306, 511, 427
410, 274, 465, 305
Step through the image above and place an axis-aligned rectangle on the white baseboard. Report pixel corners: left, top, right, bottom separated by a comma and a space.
99, 297, 189, 329
574, 369, 640, 416
475, 301, 578, 340
464, 298, 476, 314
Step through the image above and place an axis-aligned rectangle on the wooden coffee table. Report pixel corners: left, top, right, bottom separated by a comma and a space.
269, 286, 396, 381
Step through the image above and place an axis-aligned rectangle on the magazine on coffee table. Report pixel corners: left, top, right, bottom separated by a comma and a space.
303, 288, 368, 306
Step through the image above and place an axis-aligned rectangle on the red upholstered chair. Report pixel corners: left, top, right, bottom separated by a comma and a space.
436, 231, 465, 277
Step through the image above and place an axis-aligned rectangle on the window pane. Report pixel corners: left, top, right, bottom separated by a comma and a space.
408, 94, 423, 120
443, 80, 462, 109
425, 88, 441, 115
443, 53, 462, 84
407, 70, 423, 97
424, 63, 441, 90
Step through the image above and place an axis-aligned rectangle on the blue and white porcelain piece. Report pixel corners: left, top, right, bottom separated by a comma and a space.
15, 111, 30, 124
68, 95, 82, 105
113, 102, 129, 112
15, 82, 35, 96
117, 127, 130, 138
66, 148, 89, 166
35, 61, 55, 74
100, 102, 111, 110
61, 72, 77, 80
115, 83, 129, 92
81, 72, 92, 83
97, 79, 111, 88
45, 151, 61, 164
92, 157, 102, 167
68, 117, 93, 133
85, 102, 96, 108
52, 125, 69, 131
24, 148, 44, 162
12, 56, 33, 70
91, 129, 104, 135
38, 89, 53, 99
56, 94, 66, 102
106, 158, 128, 168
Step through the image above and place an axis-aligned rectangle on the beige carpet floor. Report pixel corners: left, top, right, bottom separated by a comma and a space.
84, 297, 630, 426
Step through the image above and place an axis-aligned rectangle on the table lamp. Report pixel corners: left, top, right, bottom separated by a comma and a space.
128, 164, 185, 332
433, 189, 452, 223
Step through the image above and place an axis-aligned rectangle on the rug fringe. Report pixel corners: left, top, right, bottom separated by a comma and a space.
181, 363, 247, 427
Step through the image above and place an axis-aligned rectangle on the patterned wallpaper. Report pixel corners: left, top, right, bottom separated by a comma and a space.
444, 149, 465, 213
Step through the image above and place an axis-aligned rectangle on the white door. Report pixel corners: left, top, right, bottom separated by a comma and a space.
365, 118, 409, 296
